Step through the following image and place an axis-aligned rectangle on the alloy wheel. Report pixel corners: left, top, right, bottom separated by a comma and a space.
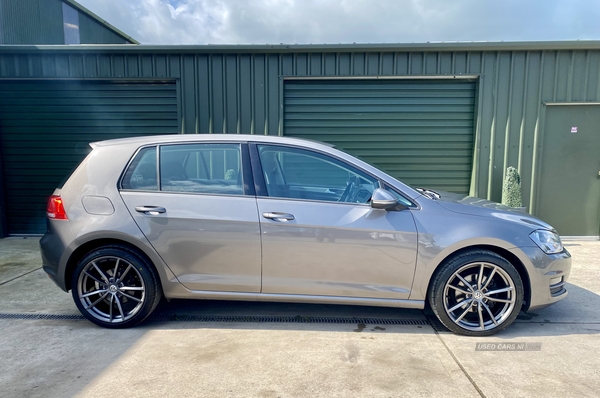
443, 262, 517, 332
76, 255, 146, 324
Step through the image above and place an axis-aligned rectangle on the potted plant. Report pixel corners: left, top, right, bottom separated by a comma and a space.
501, 166, 526, 212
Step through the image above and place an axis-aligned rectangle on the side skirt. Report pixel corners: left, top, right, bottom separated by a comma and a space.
164, 289, 425, 309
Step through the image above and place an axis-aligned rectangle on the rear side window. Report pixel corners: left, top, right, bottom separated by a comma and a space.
160, 143, 243, 196
121, 143, 244, 196
121, 147, 157, 190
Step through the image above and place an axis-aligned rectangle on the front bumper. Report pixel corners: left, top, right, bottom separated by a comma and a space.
510, 246, 572, 311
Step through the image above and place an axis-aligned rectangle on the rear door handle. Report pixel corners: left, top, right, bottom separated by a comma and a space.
135, 206, 166, 215
262, 212, 295, 222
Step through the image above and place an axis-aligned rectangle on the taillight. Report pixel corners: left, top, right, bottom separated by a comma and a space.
47, 195, 68, 220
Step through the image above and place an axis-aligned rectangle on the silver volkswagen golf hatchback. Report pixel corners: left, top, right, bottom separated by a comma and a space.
40, 135, 571, 336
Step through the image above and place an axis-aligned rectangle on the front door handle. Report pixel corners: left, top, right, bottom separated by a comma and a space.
262, 212, 295, 222
135, 206, 166, 215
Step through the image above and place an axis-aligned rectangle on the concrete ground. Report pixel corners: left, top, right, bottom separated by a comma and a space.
0, 237, 599, 398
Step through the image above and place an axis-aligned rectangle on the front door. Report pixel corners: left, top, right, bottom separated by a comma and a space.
537, 105, 600, 236
254, 144, 418, 299
120, 143, 262, 292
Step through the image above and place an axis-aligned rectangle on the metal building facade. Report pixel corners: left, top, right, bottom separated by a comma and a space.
0, 0, 138, 44
1, 41, 600, 236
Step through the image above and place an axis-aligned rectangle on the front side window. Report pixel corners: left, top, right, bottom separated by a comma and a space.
160, 143, 243, 195
257, 145, 378, 204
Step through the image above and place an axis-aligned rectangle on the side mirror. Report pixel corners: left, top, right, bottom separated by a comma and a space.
370, 188, 407, 211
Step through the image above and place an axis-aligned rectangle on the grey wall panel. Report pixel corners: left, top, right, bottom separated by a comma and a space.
78, 12, 127, 44
211, 55, 224, 134
0, 0, 63, 44
1, 47, 600, 215
0, 1, 4, 45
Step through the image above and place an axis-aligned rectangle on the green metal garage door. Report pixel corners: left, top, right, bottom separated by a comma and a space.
0, 80, 179, 235
284, 79, 476, 193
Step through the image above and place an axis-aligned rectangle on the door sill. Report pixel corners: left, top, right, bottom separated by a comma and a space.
166, 289, 425, 309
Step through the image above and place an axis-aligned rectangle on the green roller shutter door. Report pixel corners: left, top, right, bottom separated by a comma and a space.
284, 79, 476, 194
0, 80, 179, 235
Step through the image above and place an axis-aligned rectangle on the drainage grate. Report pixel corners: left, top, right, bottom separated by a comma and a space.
0, 312, 430, 325
0, 313, 84, 320
147, 314, 431, 325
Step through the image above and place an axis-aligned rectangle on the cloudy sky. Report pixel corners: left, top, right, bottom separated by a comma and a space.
76, 0, 600, 45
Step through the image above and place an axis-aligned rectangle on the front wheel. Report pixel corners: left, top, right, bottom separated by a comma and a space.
428, 250, 524, 336
71, 246, 161, 328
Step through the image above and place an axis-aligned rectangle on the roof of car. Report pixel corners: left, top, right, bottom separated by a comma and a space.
91, 134, 333, 149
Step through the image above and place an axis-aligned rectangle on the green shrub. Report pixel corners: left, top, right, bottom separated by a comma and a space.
225, 169, 237, 181
501, 166, 523, 208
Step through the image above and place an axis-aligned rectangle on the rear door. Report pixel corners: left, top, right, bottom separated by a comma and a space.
120, 142, 262, 292
252, 143, 418, 299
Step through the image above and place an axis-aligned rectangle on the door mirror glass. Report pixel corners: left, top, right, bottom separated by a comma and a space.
371, 188, 406, 211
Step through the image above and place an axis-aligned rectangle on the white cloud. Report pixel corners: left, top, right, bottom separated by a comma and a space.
76, 0, 600, 44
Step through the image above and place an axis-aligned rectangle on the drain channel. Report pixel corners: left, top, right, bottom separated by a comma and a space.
0, 313, 83, 320
0, 312, 430, 325
149, 315, 430, 325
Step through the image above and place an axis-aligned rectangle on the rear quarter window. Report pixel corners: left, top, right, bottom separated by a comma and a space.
121, 147, 157, 190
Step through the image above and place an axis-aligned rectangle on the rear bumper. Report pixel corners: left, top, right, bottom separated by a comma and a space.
39, 219, 73, 291
510, 246, 572, 311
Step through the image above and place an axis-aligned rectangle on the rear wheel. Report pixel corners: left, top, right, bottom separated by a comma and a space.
71, 246, 161, 328
428, 250, 524, 336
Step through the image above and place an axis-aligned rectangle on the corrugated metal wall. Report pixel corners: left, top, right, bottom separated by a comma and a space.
0, 0, 133, 45
1, 47, 600, 214
0, 3, 3, 45
0, 0, 64, 44
78, 13, 128, 44
283, 79, 477, 193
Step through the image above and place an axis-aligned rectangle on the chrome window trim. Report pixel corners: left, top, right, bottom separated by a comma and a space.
119, 189, 257, 200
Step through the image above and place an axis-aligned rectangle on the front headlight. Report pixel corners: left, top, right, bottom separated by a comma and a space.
529, 229, 563, 254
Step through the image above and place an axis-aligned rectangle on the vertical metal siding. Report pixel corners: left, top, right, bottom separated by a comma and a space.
0, 48, 599, 214
78, 12, 127, 44
0, 0, 63, 44
0, 0, 5, 44
283, 79, 476, 193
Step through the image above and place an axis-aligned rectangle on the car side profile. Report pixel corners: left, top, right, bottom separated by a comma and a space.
40, 135, 571, 336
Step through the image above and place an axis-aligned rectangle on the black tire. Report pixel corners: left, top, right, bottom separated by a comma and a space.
71, 245, 161, 329
428, 250, 524, 336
